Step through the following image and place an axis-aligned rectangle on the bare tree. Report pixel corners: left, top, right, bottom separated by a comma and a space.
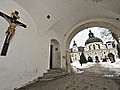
100, 28, 114, 41
100, 27, 120, 58
100, 28, 119, 44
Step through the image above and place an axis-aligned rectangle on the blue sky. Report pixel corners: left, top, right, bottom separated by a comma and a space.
69, 27, 111, 48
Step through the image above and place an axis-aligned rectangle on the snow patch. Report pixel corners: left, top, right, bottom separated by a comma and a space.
100, 58, 120, 76
71, 61, 95, 69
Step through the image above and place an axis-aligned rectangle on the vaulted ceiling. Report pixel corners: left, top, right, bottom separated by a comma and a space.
13, 0, 120, 38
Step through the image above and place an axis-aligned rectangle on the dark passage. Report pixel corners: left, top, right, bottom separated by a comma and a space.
50, 45, 53, 69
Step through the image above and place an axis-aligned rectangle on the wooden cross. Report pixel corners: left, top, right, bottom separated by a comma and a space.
0, 10, 27, 56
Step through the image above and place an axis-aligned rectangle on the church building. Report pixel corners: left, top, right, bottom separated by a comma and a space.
70, 30, 118, 62
70, 41, 84, 62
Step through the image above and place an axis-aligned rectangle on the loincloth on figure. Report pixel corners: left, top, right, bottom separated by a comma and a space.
6, 26, 15, 34
5, 26, 15, 43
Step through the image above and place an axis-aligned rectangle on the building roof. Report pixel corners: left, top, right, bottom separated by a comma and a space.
85, 37, 103, 45
85, 30, 103, 45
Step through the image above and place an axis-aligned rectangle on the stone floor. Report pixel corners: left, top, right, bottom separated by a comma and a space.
17, 64, 120, 90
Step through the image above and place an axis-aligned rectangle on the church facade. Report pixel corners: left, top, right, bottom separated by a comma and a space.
70, 30, 118, 62
70, 41, 84, 62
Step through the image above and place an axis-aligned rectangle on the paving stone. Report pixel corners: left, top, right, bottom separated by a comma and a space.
17, 64, 120, 90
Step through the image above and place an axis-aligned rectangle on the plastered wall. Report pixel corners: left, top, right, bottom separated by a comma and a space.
0, 0, 60, 89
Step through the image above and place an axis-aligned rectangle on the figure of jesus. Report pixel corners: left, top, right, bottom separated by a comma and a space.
0, 10, 27, 43
0, 10, 27, 56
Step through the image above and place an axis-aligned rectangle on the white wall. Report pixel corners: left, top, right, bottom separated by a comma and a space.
0, 0, 60, 89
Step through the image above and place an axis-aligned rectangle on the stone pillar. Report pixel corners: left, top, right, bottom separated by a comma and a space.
65, 49, 72, 73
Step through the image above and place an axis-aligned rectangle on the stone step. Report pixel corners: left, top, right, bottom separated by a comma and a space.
43, 71, 67, 78
45, 70, 66, 74
40, 73, 68, 81
47, 68, 64, 73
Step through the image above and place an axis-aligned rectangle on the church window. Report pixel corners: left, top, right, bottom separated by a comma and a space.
105, 44, 107, 48
98, 44, 100, 49
89, 46, 91, 50
74, 49, 76, 52
75, 55, 77, 60
112, 43, 115, 48
71, 54, 73, 57
93, 44, 95, 50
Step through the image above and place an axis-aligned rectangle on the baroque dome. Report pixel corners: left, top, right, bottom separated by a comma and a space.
85, 30, 103, 45
85, 37, 103, 45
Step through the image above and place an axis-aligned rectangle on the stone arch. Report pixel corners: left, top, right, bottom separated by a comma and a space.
49, 39, 61, 69
66, 21, 120, 49
64, 20, 120, 72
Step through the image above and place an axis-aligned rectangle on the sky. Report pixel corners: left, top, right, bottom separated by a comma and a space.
69, 27, 112, 48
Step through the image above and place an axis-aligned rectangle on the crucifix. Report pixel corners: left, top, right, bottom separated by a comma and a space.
0, 10, 27, 56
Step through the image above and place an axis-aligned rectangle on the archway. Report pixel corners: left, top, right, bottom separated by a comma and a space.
66, 21, 120, 49
64, 21, 120, 72
49, 39, 61, 69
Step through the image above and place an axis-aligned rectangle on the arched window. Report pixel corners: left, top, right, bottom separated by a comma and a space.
89, 46, 91, 50
75, 55, 77, 60
74, 49, 76, 52
98, 44, 100, 49
93, 44, 95, 50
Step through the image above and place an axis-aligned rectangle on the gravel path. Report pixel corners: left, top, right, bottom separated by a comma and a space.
17, 64, 120, 90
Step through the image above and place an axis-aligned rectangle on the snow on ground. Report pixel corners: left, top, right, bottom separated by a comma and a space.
71, 61, 95, 74
71, 61, 95, 69
71, 58, 120, 75
100, 58, 120, 75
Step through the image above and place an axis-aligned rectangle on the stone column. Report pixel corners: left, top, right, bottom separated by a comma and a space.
65, 49, 72, 73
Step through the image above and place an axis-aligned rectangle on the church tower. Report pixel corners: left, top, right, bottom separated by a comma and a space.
70, 40, 80, 62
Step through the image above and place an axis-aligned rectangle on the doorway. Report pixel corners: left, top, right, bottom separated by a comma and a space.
49, 39, 61, 69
